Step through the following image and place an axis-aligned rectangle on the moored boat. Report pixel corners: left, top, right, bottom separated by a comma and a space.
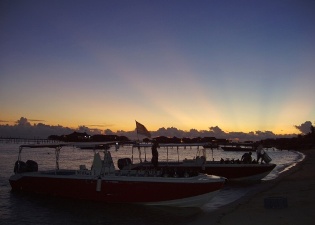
221, 143, 256, 152
123, 143, 276, 182
221, 146, 255, 151
9, 144, 225, 208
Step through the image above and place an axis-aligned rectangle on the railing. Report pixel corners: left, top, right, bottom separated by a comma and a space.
0, 138, 62, 144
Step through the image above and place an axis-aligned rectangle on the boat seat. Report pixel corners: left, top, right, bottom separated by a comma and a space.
79, 165, 87, 170
196, 156, 206, 165
103, 151, 115, 174
92, 153, 102, 175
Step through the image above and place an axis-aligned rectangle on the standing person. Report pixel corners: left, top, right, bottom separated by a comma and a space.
151, 141, 160, 168
256, 144, 265, 164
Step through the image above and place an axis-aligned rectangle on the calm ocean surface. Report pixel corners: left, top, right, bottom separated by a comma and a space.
0, 143, 304, 225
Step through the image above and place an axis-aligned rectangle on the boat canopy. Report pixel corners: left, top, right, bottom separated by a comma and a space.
16, 143, 117, 171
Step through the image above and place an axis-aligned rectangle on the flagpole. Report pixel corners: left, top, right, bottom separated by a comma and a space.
135, 120, 140, 142
135, 120, 141, 163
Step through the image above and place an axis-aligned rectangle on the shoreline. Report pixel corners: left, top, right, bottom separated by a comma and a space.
189, 148, 315, 225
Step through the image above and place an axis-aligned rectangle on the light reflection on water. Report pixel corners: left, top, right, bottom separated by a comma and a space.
0, 143, 304, 224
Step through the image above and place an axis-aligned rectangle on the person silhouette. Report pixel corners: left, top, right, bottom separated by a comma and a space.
256, 144, 265, 164
151, 141, 159, 168
241, 152, 252, 164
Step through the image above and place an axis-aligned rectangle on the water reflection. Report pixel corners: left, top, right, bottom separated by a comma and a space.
7, 192, 203, 225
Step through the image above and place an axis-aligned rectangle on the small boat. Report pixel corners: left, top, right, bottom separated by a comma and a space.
221, 143, 256, 152
202, 143, 219, 149
123, 144, 276, 182
221, 146, 255, 152
9, 144, 225, 208
78, 144, 111, 150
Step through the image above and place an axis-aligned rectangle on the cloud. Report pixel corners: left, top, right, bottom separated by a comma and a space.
294, 121, 313, 134
85, 123, 114, 128
0, 116, 301, 141
209, 126, 225, 134
16, 117, 31, 126
29, 119, 47, 123
0, 120, 10, 123
77, 126, 102, 135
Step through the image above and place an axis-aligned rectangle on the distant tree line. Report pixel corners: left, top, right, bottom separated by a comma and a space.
48, 131, 230, 145
261, 125, 315, 150
48, 132, 129, 142
48, 125, 315, 150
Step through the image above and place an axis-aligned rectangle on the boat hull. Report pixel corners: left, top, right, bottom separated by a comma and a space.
9, 172, 225, 207
202, 163, 276, 182
128, 162, 276, 182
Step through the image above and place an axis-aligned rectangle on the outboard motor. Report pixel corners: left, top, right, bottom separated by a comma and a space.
117, 158, 132, 170
26, 160, 38, 172
14, 161, 27, 173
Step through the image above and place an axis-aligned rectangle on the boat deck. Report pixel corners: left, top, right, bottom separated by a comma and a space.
40, 170, 77, 175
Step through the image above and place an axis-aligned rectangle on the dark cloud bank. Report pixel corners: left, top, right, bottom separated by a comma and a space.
0, 117, 313, 142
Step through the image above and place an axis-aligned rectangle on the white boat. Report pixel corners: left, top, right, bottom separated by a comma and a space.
9, 144, 225, 208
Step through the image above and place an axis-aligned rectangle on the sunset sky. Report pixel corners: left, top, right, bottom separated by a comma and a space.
1, 0, 314, 134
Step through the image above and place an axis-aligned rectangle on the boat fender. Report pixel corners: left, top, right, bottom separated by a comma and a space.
96, 177, 102, 192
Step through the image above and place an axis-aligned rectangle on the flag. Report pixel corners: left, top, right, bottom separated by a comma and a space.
135, 121, 151, 138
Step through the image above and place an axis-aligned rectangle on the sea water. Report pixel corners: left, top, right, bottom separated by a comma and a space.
0, 143, 304, 225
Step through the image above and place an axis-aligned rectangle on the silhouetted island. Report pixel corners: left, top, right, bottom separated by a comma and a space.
47, 125, 314, 151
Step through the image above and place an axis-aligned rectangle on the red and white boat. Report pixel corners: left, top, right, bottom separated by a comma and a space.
9, 144, 225, 208
122, 143, 276, 182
